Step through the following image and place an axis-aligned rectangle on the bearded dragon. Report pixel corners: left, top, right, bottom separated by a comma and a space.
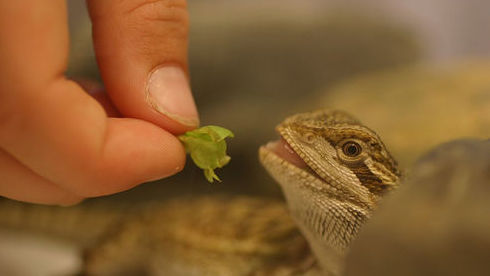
0, 109, 401, 275
259, 109, 401, 275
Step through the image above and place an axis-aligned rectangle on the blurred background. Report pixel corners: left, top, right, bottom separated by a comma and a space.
1, 0, 490, 274
66, 0, 490, 201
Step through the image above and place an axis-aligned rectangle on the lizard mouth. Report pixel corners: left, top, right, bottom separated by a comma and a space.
264, 138, 308, 169
264, 138, 324, 181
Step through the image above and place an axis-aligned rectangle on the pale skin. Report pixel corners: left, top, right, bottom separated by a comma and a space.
0, 0, 199, 205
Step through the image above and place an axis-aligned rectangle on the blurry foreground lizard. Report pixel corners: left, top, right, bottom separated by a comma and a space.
0, 109, 403, 275
345, 139, 490, 276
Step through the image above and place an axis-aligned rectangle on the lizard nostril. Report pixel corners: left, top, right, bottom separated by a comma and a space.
304, 133, 316, 143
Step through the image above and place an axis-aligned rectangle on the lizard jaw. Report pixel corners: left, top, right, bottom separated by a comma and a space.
264, 139, 308, 169
263, 138, 326, 182
261, 138, 329, 190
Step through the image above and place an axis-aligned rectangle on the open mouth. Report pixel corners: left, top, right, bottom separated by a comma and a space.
264, 138, 308, 169
264, 135, 326, 182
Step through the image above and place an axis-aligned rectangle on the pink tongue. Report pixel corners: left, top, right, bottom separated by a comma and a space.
265, 138, 308, 168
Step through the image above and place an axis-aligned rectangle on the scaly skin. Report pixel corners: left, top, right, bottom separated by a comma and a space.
82, 196, 316, 276
260, 109, 401, 275
0, 109, 401, 275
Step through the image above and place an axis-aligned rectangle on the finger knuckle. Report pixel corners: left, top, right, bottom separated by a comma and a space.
76, 170, 114, 197
75, 164, 137, 198
121, 0, 189, 59
127, 0, 188, 27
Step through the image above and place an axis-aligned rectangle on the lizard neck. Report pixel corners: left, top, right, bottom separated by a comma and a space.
260, 147, 368, 275
284, 181, 368, 275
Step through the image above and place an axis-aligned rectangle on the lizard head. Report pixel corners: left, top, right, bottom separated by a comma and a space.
259, 109, 401, 274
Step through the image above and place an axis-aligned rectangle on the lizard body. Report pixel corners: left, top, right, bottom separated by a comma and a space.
0, 109, 401, 275
345, 139, 490, 276
0, 196, 316, 275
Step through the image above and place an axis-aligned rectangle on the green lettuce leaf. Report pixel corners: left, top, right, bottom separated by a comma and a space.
178, 126, 234, 182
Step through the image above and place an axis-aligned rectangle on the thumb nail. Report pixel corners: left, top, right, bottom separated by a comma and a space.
146, 66, 199, 127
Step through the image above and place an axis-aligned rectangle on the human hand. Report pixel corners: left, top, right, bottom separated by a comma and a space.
0, 0, 198, 205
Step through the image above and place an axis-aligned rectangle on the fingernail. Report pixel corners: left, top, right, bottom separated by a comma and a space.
146, 66, 199, 127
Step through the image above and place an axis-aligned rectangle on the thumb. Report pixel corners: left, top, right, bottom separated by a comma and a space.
87, 0, 199, 134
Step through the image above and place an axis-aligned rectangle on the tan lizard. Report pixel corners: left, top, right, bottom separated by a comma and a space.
0, 109, 401, 275
259, 109, 401, 275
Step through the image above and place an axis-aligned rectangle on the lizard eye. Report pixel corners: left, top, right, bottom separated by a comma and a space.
342, 141, 362, 157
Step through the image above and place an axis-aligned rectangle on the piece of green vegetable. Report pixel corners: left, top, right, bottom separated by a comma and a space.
178, 125, 234, 182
